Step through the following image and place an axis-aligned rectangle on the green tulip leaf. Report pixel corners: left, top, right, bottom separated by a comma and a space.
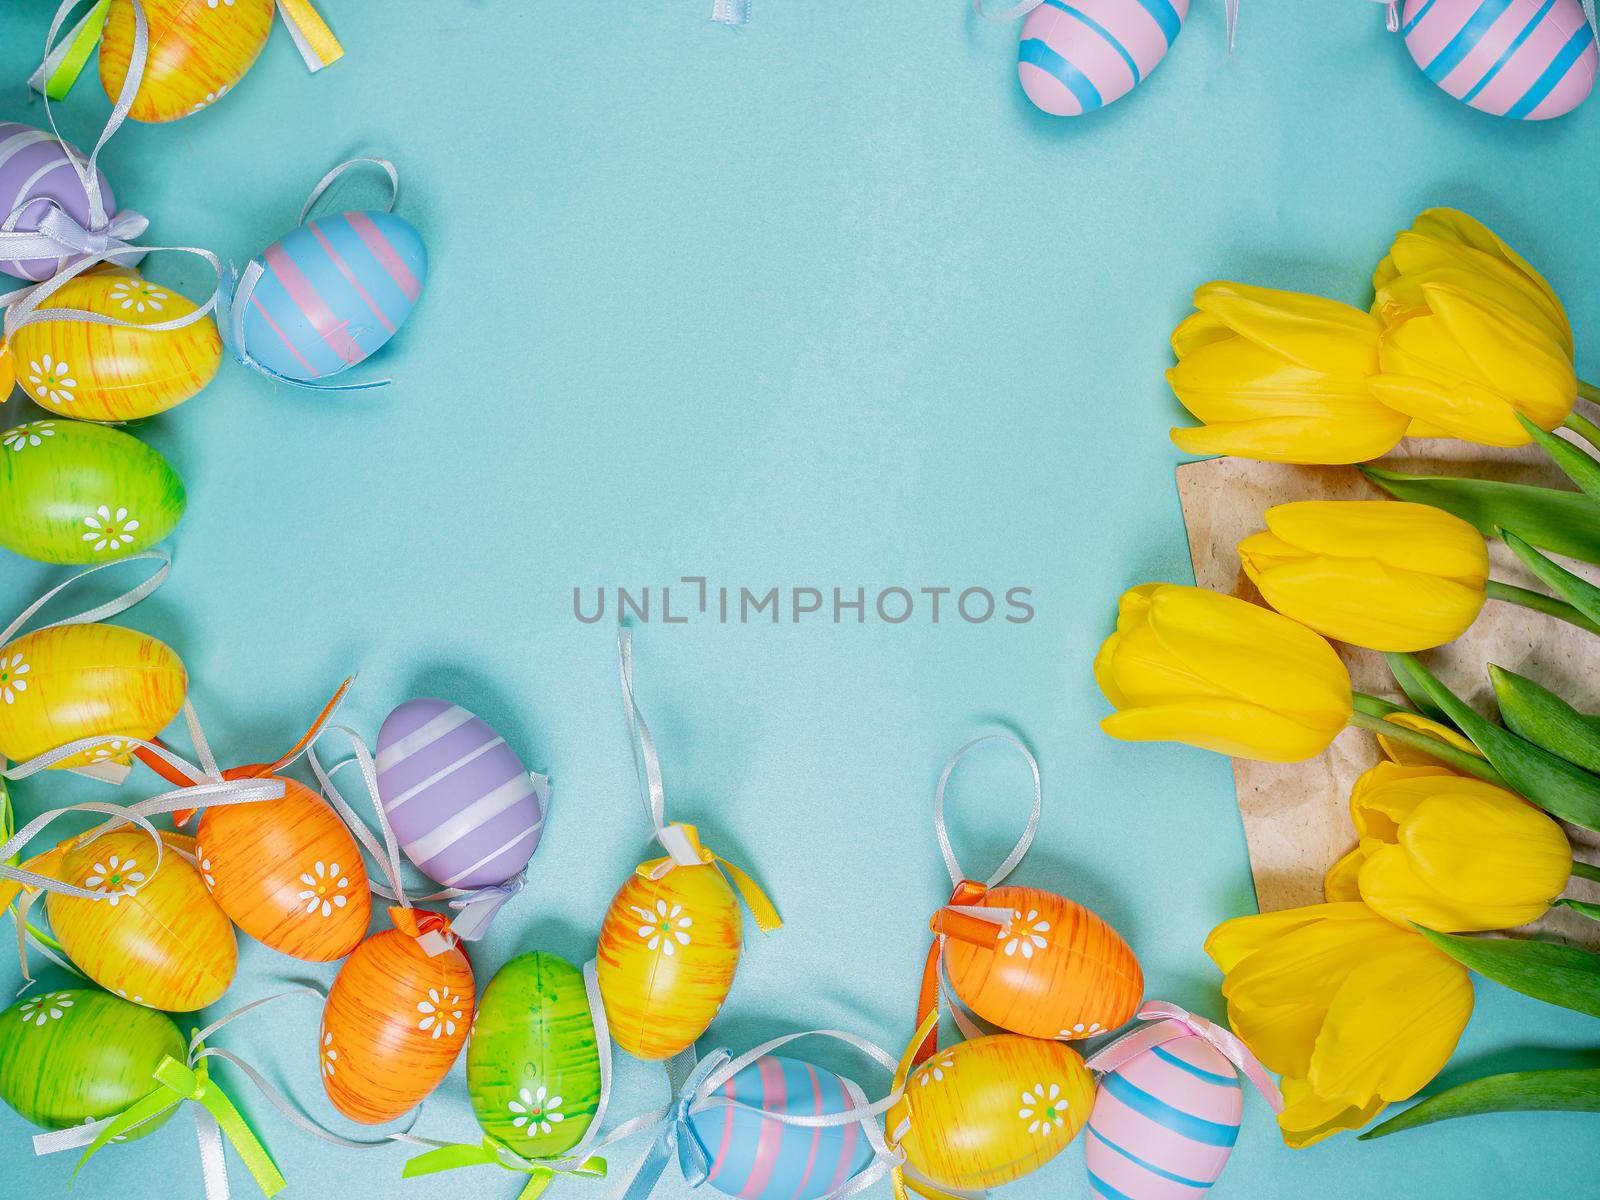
1500, 529, 1600, 629
1420, 929, 1600, 1018
1360, 466, 1600, 565
1517, 414, 1600, 508
1389, 654, 1600, 831
1387, 655, 1457, 729
1491, 666, 1600, 775
1360, 1068, 1600, 1139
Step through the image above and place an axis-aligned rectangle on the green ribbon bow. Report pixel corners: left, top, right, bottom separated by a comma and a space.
403, 1137, 607, 1200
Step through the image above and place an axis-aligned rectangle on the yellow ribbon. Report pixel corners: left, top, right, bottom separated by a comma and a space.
637, 823, 782, 934
275, 0, 345, 72
886, 1011, 968, 1200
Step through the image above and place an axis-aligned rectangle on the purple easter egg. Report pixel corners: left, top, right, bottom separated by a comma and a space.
0, 122, 120, 282
375, 698, 545, 890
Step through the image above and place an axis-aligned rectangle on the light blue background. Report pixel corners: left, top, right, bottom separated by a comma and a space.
1, 2, 1598, 1198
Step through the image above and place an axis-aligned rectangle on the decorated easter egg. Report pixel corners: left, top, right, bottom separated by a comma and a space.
100, 0, 275, 123
1018, 0, 1189, 117
467, 952, 603, 1158
1085, 1030, 1242, 1200
891, 1034, 1093, 1190
9, 267, 223, 422
374, 698, 543, 889
0, 123, 121, 281
0, 622, 187, 770
690, 1055, 876, 1200
598, 860, 741, 1061
321, 916, 475, 1124
941, 885, 1143, 1042
194, 776, 370, 962
0, 419, 186, 565
239, 211, 428, 384
48, 829, 237, 1011
0, 988, 183, 1136
1400, 0, 1597, 119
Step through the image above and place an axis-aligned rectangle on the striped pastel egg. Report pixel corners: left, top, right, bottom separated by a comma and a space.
0, 123, 120, 281
689, 1055, 875, 1200
239, 211, 427, 383
49, 829, 238, 1012
467, 952, 603, 1158
375, 699, 545, 890
1018, 0, 1189, 116
0, 419, 186, 565
889, 1034, 1094, 1190
598, 862, 742, 1061
9, 267, 223, 422
1401, 0, 1598, 119
942, 886, 1143, 1043
0, 622, 187, 770
1085, 1030, 1242, 1199
100, 0, 275, 123
0, 988, 184, 1137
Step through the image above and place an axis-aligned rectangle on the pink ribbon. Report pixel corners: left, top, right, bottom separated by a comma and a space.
1084, 1001, 1283, 1113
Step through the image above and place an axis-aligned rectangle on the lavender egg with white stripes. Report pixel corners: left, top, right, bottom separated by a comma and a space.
1017, 0, 1190, 117
375, 699, 545, 890
0, 122, 123, 281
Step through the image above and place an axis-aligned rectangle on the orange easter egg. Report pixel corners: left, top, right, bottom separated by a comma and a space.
0, 623, 187, 770
941, 885, 1142, 1042
195, 776, 370, 962
100, 0, 275, 122
889, 1034, 1093, 1191
320, 915, 474, 1124
48, 829, 236, 1011
10, 268, 223, 421
597, 861, 742, 1061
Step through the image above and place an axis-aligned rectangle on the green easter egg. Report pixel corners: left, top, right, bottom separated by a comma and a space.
0, 419, 186, 564
467, 952, 602, 1158
0, 988, 184, 1137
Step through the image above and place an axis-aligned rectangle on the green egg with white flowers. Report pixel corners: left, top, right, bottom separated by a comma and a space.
466, 952, 603, 1157
0, 419, 185, 564
0, 988, 184, 1137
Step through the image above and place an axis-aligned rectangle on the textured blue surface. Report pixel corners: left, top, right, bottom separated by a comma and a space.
0, 3, 1597, 1199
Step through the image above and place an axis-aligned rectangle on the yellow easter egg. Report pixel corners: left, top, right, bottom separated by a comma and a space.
100, 0, 275, 123
48, 829, 237, 1011
597, 861, 741, 1060
889, 1034, 1093, 1191
0, 623, 187, 770
10, 268, 223, 422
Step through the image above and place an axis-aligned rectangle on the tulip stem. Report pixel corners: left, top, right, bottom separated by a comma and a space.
1347, 707, 1509, 786
1571, 861, 1600, 885
1554, 897, 1600, 922
1563, 409, 1600, 454
1577, 380, 1600, 406
1351, 692, 1407, 719
1484, 580, 1600, 637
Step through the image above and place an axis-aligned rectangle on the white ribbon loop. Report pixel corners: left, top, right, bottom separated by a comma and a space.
932, 733, 1042, 889
1084, 1001, 1284, 1113
0, 550, 170, 650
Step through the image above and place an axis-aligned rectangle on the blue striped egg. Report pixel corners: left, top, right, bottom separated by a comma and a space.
1400, 0, 1597, 120
375, 698, 545, 890
1084, 1030, 1242, 1200
1018, 0, 1189, 117
687, 1055, 875, 1200
239, 210, 427, 382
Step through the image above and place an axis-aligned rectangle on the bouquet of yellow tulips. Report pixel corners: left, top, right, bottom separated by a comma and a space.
1099, 207, 1600, 1148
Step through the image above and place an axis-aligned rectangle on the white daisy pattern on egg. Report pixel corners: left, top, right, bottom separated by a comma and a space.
108, 279, 169, 314
0, 653, 27, 705
192, 85, 230, 112
89, 738, 130, 763
196, 847, 216, 889
2, 421, 55, 452
296, 860, 350, 917
417, 987, 464, 1039
508, 1085, 565, 1135
1018, 1083, 1067, 1135
85, 854, 145, 905
630, 900, 693, 956
18, 992, 74, 1027
27, 354, 76, 407
916, 1053, 955, 1086
321, 1030, 337, 1077
998, 909, 1050, 959
81, 505, 141, 553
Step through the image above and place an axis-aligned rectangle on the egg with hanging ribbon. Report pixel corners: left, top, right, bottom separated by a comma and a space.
0, 622, 186, 770
9, 266, 223, 422
890, 1033, 1094, 1192
0, 987, 184, 1136
467, 952, 603, 1158
1017, 0, 1189, 117
597, 828, 743, 1062
0, 122, 135, 282
0, 419, 186, 565
1399, 0, 1597, 120
320, 909, 475, 1124
99, 0, 275, 123
39, 828, 237, 1011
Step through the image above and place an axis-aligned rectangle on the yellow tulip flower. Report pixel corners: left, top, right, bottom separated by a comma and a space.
1325, 762, 1571, 932
1167, 282, 1410, 464
1238, 500, 1489, 652
1375, 710, 1482, 769
1094, 583, 1352, 762
1206, 901, 1473, 1147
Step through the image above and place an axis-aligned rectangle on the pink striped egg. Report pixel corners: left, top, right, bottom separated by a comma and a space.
1017, 0, 1189, 116
1400, 0, 1597, 120
1085, 1029, 1242, 1200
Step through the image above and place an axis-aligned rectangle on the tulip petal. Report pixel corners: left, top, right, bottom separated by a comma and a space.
1360, 842, 1551, 932
1193, 283, 1381, 375
1349, 761, 1459, 839
1171, 415, 1406, 465
1378, 712, 1483, 768
1170, 310, 1235, 359
1423, 285, 1574, 429
1215, 907, 1404, 1010
1276, 1077, 1387, 1148
1100, 701, 1337, 762
1261, 501, 1489, 584
1402, 790, 1571, 909
1168, 340, 1381, 422
1248, 557, 1486, 652
1323, 844, 1369, 902
1227, 995, 1327, 1080
1204, 901, 1377, 975
1371, 371, 1531, 449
